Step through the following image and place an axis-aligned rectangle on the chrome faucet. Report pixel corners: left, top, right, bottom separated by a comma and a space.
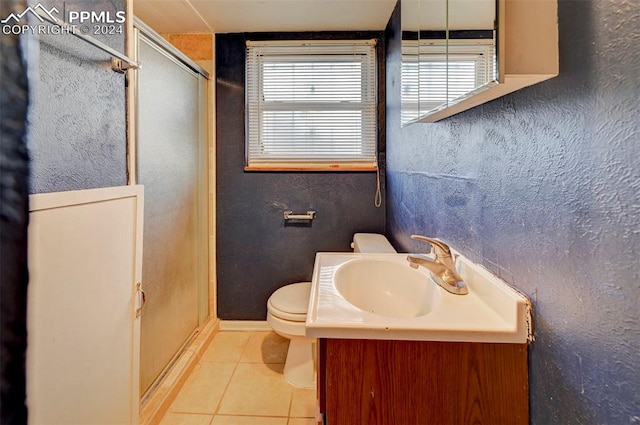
406, 235, 468, 295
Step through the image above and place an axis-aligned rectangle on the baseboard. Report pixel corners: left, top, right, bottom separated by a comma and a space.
139, 318, 220, 425
219, 320, 272, 331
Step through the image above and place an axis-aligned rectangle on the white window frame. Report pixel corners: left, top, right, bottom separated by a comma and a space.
245, 40, 378, 171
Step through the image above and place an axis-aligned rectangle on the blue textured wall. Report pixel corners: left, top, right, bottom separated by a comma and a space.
27, 0, 127, 193
216, 33, 385, 320
385, 1, 639, 423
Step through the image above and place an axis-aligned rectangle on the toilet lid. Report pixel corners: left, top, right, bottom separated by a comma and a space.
268, 282, 311, 315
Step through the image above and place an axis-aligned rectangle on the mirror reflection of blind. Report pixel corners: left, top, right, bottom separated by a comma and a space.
401, 40, 495, 124
246, 41, 377, 169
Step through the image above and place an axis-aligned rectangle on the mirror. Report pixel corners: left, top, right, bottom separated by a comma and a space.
401, 0, 498, 125
400, 0, 424, 124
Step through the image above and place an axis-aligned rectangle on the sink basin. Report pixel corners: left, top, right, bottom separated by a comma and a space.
334, 259, 439, 318
306, 253, 533, 343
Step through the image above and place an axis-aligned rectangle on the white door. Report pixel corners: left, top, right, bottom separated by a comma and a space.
26, 185, 144, 425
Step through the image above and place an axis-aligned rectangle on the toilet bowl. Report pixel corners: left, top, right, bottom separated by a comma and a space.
267, 282, 314, 388
266, 233, 396, 388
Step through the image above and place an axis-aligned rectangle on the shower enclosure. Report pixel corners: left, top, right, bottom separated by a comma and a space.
131, 20, 210, 395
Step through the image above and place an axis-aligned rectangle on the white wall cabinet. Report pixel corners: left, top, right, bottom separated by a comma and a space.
401, 0, 559, 123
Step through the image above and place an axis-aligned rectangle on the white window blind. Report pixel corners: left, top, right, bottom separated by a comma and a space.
401, 39, 496, 124
246, 40, 378, 170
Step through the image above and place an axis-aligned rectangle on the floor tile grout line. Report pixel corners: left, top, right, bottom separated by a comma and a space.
166, 359, 241, 416
217, 331, 293, 419
287, 381, 295, 419
199, 331, 253, 364
211, 332, 251, 417
237, 330, 258, 363
165, 331, 312, 423
167, 332, 253, 418
211, 413, 290, 418
237, 331, 254, 363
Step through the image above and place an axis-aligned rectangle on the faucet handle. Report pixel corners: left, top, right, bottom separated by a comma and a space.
410, 235, 452, 258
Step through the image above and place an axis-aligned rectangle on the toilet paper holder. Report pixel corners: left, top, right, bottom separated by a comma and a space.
283, 210, 316, 221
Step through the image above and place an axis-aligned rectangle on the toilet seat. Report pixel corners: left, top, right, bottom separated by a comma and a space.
267, 282, 310, 322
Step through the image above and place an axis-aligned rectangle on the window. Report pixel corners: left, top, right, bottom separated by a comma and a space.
401, 39, 496, 124
245, 40, 378, 171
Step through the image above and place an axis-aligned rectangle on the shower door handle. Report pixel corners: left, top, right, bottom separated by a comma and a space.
135, 282, 146, 317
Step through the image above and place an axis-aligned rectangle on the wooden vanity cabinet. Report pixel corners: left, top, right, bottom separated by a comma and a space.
316, 338, 528, 425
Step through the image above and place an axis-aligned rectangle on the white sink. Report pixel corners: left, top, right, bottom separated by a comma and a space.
334, 258, 440, 318
306, 253, 532, 343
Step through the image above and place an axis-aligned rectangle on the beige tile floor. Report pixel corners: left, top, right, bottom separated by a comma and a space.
159, 331, 316, 425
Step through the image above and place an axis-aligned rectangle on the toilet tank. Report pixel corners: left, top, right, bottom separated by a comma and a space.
352, 233, 397, 253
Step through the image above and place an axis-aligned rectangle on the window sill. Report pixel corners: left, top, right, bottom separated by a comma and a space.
244, 164, 378, 172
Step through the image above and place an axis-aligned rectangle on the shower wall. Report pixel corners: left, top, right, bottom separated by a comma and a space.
27, 0, 127, 194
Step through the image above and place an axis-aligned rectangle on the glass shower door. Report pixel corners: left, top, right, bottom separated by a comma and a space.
135, 30, 208, 394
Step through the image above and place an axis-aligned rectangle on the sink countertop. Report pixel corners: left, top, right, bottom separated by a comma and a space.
305, 253, 532, 343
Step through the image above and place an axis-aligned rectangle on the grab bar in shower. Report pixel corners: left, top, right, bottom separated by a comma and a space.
284, 211, 316, 221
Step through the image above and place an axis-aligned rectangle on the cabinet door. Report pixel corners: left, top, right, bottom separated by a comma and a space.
27, 185, 144, 424
324, 339, 528, 424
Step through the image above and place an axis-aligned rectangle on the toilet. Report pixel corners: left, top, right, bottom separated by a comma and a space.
266, 233, 396, 388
